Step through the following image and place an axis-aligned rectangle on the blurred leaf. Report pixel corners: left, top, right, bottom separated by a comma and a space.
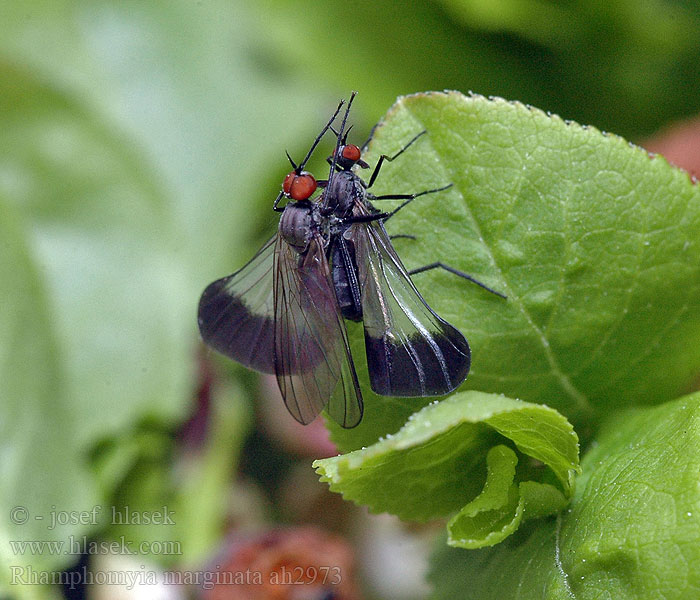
0, 62, 192, 439
257, 0, 700, 137
0, 197, 98, 591
100, 427, 176, 560
435, 0, 700, 53
429, 392, 700, 600
0, 0, 338, 440
255, 0, 549, 129
0, 1, 337, 261
172, 381, 252, 566
0, 0, 345, 584
328, 91, 700, 451
315, 392, 578, 546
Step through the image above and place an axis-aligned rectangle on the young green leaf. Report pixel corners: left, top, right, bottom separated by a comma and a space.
429, 392, 700, 599
447, 445, 569, 549
329, 91, 700, 452
315, 391, 578, 546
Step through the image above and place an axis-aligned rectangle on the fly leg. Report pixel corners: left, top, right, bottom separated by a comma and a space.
368, 184, 453, 221
366, 130, 427, 189
409, 262, 506, 299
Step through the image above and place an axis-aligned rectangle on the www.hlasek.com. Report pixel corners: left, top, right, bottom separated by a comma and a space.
9, 536, 182, 557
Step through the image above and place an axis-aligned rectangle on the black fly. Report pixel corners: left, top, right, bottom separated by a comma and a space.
198, 93, 503, 428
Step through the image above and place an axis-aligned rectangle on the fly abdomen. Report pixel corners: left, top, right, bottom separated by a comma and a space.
331, 236, 363, 322
279, 201, 314, 252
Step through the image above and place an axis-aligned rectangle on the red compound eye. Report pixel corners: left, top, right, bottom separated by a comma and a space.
283, 171, 317, 200
282, 172, 295, 195
341, 144, 362, 162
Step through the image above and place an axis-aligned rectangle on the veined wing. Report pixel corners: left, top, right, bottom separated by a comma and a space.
198, 236, 277, 373
273, 234, 363, 428
352, 219, 470, 397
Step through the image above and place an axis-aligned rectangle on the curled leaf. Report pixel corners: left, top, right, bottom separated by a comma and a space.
315, 391, 579, 546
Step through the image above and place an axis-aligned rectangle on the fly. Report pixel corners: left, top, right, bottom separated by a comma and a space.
197, 93, 504, 428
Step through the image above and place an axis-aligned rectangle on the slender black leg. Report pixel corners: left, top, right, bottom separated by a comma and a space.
272, 191, 285, 212
367, 130, 427, 189
330, 124, 354, 145
344, 212, 390, 224
360, 122, 380, 152
389, 234, 417, 241
336, 235, 362, 319
295, 99, 345, 171
369, 184, 453, 221
409, 262, 507, 299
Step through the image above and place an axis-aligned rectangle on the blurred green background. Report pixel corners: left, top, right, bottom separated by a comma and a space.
2, 1, 700, 598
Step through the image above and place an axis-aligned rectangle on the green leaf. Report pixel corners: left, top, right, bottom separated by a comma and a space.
329, 91, 700, 452
429, 392, 700, 600
315, 391, 578, 546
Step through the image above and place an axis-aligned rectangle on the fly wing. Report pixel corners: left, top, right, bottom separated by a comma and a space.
198, 236, 277, 373
273, 235, 363, 428
352, 220, 470, 397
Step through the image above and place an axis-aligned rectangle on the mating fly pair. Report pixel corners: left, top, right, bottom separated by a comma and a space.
198, 93, 502, 428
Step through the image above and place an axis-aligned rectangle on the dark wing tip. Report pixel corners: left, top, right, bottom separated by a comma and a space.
365, 324, 470, 397
198, 276, 276, 373
197, 276, 226, 333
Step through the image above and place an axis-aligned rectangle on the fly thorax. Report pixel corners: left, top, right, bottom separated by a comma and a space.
328, 171, 365, 217
279, 202, 314, 252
